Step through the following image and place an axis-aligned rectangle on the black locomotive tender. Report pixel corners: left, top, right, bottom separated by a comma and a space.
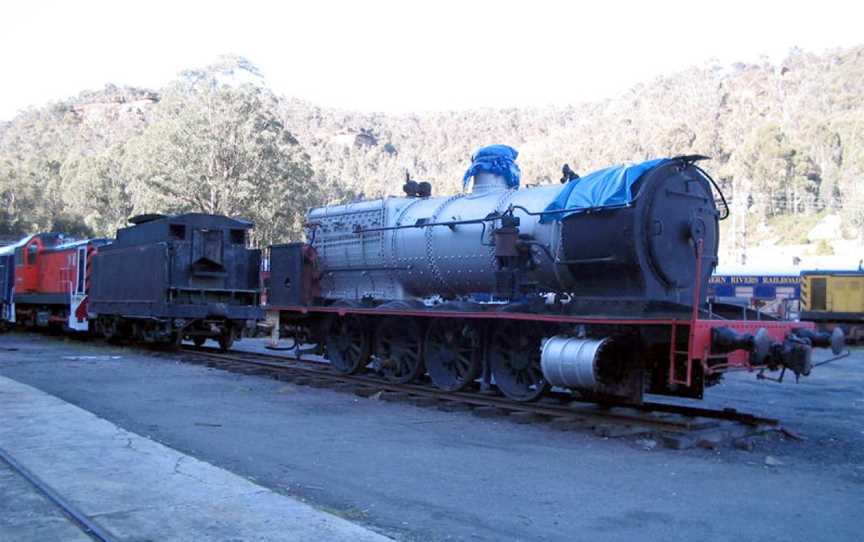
266, 154, 842, 404
90, 213, 262, 349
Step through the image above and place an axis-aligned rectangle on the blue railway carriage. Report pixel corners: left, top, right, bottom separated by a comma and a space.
707, 268, 801, 319
89, 213, 263, 349
0, 251, 13, 329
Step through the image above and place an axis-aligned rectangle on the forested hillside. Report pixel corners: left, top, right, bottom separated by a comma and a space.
1, 46, 863, 253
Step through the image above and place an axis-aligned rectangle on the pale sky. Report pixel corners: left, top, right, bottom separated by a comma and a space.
1, 0, 862, 119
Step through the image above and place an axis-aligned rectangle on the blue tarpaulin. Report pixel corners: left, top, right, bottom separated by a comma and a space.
539, 158, 671, 223
463, 145, 521, 189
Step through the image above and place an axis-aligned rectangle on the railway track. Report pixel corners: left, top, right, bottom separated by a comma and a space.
178, 344, 780, 448
0, 446, 116, 542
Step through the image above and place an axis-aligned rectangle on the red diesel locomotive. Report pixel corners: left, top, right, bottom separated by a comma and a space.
0, 234, 107, 332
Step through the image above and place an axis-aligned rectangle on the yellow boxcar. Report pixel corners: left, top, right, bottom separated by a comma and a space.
800, 270, 864, 341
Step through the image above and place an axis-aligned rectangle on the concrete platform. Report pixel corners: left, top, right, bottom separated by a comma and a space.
3, 333, 863, 541
0, 375, 389, 542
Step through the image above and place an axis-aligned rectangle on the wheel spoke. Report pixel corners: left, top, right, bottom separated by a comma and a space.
455, 354, 471, 375
375, 317, 424, 383
326, 316, 368, 374
424, 319, 480, 391
489, 322, 547, 401
527, 366, 543, 388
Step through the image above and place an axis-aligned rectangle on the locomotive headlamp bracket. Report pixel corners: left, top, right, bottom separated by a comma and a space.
689, 217, 707, 242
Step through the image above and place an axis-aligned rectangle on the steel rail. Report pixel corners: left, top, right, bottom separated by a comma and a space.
180, 346, 779, 430
0, 446, 118, 542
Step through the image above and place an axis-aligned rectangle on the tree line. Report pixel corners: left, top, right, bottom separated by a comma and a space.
1, 47, 863, 251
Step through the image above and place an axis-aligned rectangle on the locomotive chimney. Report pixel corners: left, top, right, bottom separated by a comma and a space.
472, 172, 509, 193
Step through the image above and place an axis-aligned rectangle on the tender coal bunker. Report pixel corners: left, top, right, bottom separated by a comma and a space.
193, 229, 224, 265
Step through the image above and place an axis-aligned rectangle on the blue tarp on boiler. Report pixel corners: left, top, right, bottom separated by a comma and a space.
539, 158, 671, 223
463, 145, 521, 189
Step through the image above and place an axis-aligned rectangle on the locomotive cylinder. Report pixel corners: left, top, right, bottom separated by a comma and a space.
540, 335, 609, 390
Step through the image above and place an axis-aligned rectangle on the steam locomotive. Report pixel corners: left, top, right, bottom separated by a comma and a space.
266, 146, 843, 403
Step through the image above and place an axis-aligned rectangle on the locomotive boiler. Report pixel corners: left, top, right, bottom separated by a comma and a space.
304, 153, 718, 311
267, 146, 843, 403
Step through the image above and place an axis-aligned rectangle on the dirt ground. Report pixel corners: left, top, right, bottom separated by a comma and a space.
1, 332, 862, 541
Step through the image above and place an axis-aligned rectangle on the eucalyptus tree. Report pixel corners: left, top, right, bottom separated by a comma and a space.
125, 56, 325, 246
